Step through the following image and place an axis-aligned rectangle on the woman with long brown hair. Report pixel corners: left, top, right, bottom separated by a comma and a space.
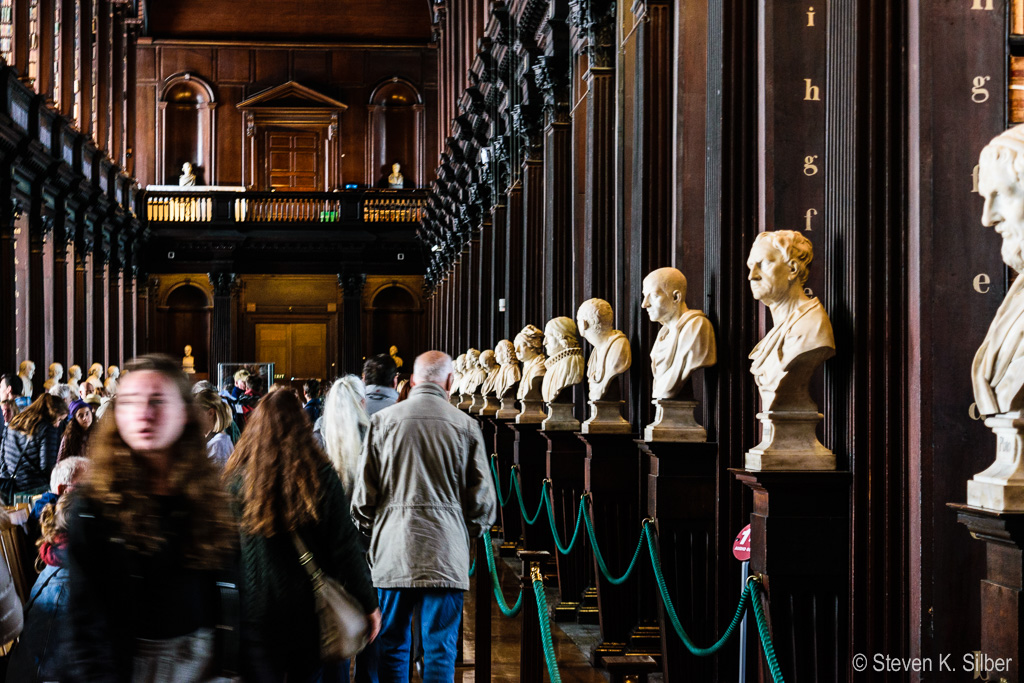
226, 389, 380, 682
2, 393, 68, 500
63, 354, 238, 681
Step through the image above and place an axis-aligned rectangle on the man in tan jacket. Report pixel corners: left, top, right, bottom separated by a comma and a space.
351, 350, 496, 683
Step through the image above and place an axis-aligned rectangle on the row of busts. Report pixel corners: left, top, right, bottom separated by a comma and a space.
19, 361, 120, 400
448, 233, 841, 470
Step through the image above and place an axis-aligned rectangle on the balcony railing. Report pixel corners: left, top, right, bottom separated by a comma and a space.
142, 187, 428, 224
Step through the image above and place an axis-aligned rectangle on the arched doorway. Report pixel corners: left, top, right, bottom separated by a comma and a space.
158, 73, 216, 185
366, 78, 425, 188
158, 284, 211, 375
369, 285, 422, 363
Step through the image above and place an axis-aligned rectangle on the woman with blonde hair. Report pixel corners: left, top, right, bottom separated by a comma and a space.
2, 394, 68, 501
64, 354, 238, 680
192, 390, 234, 468
321, 375, 369, 492
226, 389, 379, 681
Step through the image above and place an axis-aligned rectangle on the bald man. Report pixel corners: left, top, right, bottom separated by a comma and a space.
351, 350, 496, 682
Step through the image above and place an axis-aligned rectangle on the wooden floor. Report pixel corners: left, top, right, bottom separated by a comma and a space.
446, 548, 609, 682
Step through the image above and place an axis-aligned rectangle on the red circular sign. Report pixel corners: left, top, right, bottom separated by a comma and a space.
732, 524, 751, 562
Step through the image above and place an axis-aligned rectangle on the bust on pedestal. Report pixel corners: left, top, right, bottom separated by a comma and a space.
86, 363, 105, 390
642, 267, 717, 442
179, 161, 197, 187
577, 299, 632, 434
476, 350, 501, 416
450, 354, 466, 406
494, 340, 522, 419
42, 362, 63, 393
388, 163, 404, 189
17, 360, 34, 405
969, 124, 1024, 511
182, 346, 196, 375
744, 230, 836, 470
105, 366, 120, 396
462, 349, 487, 411
66, 365, 82, 397
541, 317, 584, 431
515, 325, 547, 423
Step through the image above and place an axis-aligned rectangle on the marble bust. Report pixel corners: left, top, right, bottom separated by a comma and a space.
179, 161, 196, 187
577, 299, 632, 433
541, 317, 584, 431
744, 230, 835, 470
969, 123, 1024, 510
67, 364, 82, 396
43, 362, 63, 392
86, 363, 105, 390
642, 267, 717, 441
450, 354, 467, 400
462, 349, 486, 394
514, 325, 547, 423
476, 350, 501, 416
541, 317, 584, 404
493, 341, 521, 398
388, 163, 404, 189
182, 346, 196, 375
105, 366, 120, 395
18, 360, 35, 399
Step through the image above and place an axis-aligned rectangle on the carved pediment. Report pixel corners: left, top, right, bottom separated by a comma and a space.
237, 81, 348, 113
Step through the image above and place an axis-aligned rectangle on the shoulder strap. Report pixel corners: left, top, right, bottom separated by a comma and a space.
291, 532, 325, 589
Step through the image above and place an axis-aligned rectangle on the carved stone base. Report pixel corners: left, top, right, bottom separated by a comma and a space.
643, 399, 706, 442
468, 393, 485, 413
476, 395, 500, 417
515, 397, 547, 423
744, 410, 835, 470
496, 396, 520, 419
582, 400, 631, 435
458, 393, 473, 411
542, 400, 579, 431
968, 412, 1024, 511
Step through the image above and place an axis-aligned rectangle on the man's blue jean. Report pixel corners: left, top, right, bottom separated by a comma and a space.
377, 587, 463, 683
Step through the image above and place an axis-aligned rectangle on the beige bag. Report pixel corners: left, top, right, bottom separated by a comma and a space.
291, 532, 369, 662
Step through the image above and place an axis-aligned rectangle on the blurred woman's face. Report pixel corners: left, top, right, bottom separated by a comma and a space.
115, 370, 186, 455
74, 407, 93, 430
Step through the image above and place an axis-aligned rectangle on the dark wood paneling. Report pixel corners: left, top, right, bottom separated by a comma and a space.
216, 49, 251, 83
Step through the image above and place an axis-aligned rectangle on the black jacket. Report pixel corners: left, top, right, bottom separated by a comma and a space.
2, 422, 61, 494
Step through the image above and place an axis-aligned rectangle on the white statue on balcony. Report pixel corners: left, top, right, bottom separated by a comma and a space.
179, 162, 197, 187
388, 162, 404, 189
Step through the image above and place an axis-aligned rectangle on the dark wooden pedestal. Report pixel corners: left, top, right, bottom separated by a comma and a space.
543, 429, 594, 622
952, 503, 1024, 683
732, 469, 851, 683
484, 416, 521, 556
644, 441, 718, 682
582, 432, 644, 662
510, 423, 557, 578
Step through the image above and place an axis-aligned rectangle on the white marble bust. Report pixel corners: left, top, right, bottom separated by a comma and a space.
105, 366, 120, 395
747, 231, 835, 411
43, 362, 63, 392
388, 162, 404, 189
18, 360, 35, 398
179, 161, 197, 187
515, 325, 546, 400
494, 340, 521, 398
973, 124, 1024, 416
67, 364, 82, 395
577, 299, 631, 401
86, 363, 104, 390
541, 317, 584, 403
461, 349, 486, 394
478, 350, 500, 396
643, 268, 717, 399
182, 346, 196, 375
450, 354, 467, 397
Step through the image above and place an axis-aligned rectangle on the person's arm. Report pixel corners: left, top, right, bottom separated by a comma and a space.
40, 424, 60, 476
318, 466, 378, 615
461, 423, 497, 537
350, 420, 381, 537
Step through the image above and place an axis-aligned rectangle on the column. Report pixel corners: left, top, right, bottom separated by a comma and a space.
74, 247, 90, 369
121, 263, 134, 362
504, 182, 523, 338
91, 230, 106, 368
208, 273, 237, 387
27, 202, 46, 395
107, 235, 121, 368
0, 196, 17, 370
339, 273, 366, 376
52, 215, 70, 369
521, 157, 544, 327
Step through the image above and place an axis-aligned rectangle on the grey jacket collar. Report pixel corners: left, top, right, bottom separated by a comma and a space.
410, 382, 449, 400
366, 385, 399, 400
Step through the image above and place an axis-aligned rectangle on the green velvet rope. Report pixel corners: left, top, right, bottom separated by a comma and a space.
582, 501, 646, 585
750, 578, 785, 683
489, 455, 514, 508
512, 469, 546, 526
482, 529, 523, 617
532, 574, 563, 683
468, 558, 476, 577
546, 492, 586, 555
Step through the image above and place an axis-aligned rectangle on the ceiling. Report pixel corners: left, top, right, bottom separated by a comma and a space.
146, 0, 433, 43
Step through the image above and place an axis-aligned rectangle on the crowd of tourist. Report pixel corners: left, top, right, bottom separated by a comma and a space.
0, 348, 495, 682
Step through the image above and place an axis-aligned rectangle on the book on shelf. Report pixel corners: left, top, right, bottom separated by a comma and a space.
1015, 0, 1024, 36
1012, 56, 1024, 124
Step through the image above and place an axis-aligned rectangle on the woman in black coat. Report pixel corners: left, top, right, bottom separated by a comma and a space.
2, 394, 67, 498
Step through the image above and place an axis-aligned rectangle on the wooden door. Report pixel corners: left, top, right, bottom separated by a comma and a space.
255, 323, 327, 382
266, 131, 320, 191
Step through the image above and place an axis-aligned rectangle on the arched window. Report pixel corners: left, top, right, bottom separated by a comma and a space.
158, 73, 216, 185
158, 283, 211, 375
369, 284, 422, 361
366, 78, 424, 189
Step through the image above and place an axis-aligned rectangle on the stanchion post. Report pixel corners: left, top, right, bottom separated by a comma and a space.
474, 534, 491, 681
519, 549, 551, 682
